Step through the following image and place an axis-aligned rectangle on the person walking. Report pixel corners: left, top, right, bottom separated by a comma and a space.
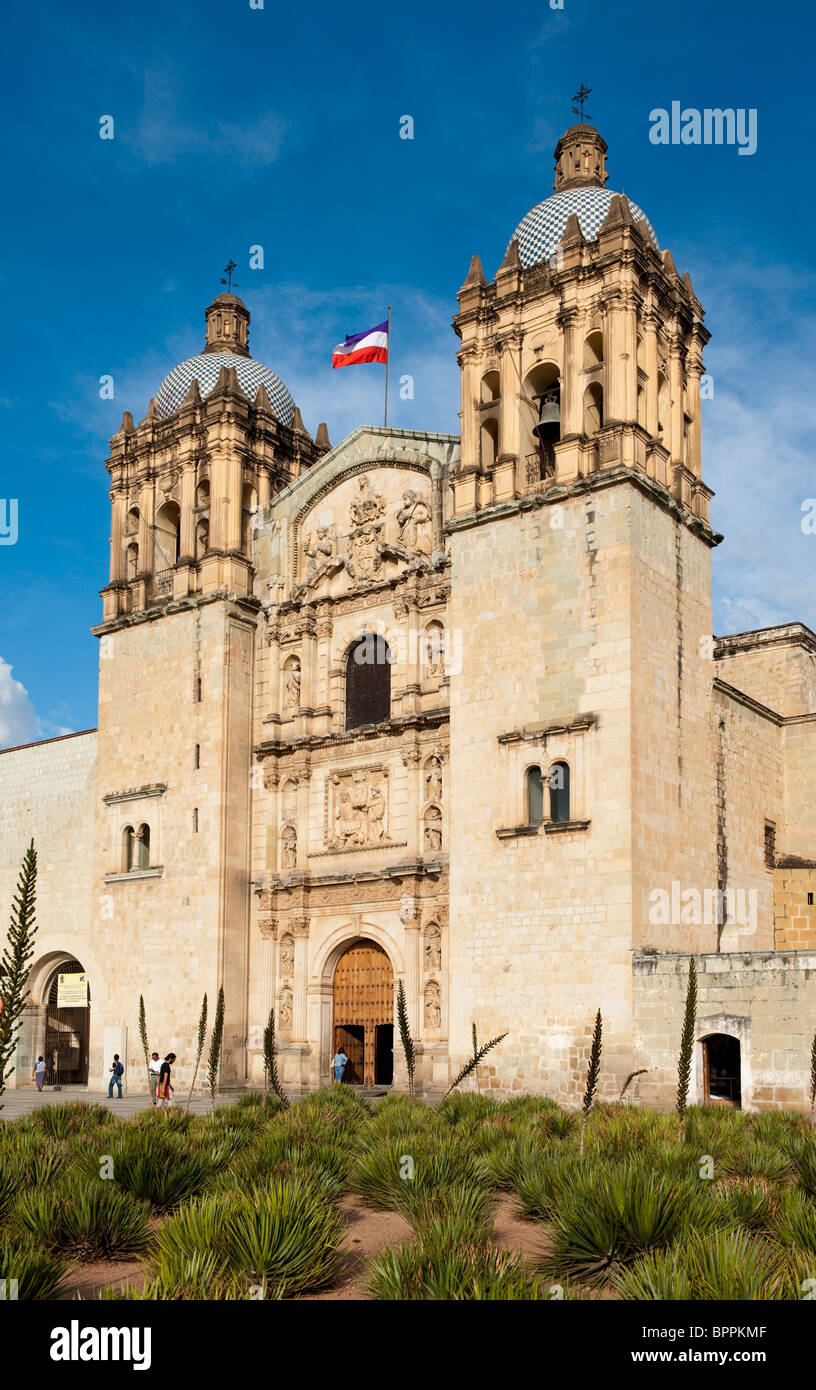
108, 1054, 124, 1099
148, 1052, 162, 1106
157, 1052, 176, 1108
331, 1047, 348, 1085
33, 1056, 47, 1092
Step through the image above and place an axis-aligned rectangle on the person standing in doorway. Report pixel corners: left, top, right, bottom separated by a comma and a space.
148, 1052, 162, 1106
332, 1047, 348, 1085
33, 1056, 46, 1091
108, 1054, 124, 1099
158, 1052, 176, 1107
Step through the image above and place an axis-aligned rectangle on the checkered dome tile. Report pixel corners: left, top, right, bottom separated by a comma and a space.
154, 352, 295, 424
509, 187, 658, 268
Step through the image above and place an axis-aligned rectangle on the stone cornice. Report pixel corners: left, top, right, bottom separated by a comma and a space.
256, 709, 450, 759
445, 466, 723, 549
714, 623, 816, 660
498, 714, 596, 744
103, 783, 166, 805
91, 589, 262, 638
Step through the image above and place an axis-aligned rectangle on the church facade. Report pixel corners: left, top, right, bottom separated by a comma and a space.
2, 122, 815, 1109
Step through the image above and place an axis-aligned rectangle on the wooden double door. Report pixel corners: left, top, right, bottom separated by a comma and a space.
333, 940, 394, 1087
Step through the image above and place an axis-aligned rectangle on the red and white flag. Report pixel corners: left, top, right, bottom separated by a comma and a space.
332, 319, 389, 369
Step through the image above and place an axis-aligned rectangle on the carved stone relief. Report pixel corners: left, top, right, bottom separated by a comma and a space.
328, 766, 390, 849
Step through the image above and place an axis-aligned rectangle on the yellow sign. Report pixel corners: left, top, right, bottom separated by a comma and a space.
56, 973, 88, 1009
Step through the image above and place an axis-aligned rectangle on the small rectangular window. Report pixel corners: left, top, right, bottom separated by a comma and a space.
764, 821, 776, 869
808, 892, 814, 907
195, 676, 202, 703
193, 808, 199, 834
194, 744, 200, 769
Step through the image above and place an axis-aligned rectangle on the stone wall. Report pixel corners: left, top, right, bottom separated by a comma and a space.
774, 862, 816, 950
633, 950, 816, 1111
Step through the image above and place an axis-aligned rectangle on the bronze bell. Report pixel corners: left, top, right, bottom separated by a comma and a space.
532, 386, 560, 441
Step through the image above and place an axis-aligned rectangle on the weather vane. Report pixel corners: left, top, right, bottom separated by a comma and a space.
571, 85, 592, 124
220, 259, 239, 293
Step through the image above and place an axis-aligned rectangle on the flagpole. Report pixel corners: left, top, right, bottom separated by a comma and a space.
384, 305, 391, 429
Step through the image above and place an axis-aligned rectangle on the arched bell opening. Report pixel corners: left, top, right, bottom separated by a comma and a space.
524, 361, 560, 481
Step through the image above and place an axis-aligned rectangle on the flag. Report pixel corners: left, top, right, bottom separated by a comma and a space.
332, 319, 389, 369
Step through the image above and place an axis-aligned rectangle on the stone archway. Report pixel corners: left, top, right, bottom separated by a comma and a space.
22, 953, 91, 1088
332, 939, 394, 1087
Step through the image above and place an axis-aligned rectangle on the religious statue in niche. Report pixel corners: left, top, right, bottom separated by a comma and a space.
279, 934, 294, 977
281, 824, 297, 869
284, 660, 301, 712
331, 767, 389, 848
424, 756, 443, 803
424, 981, 441, 1032
424, 626, 444, 679
424, 805, 442, 854
424, 923, 442, 972
281, 779, 298, 824
396, 489, 432, 554
279, 989, 293, 1029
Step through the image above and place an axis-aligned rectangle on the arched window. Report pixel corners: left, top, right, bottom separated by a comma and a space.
583, 383, 603, 436
480, 418, 499, 470
126, 543, 139, 581
196, 478, 210, 509
126, 507, 140, 535
136, 824, 151, 870
583, 330, 604, 368
527, 766, 544, 827
480, 370, 500, 403
549, 763, 570, 823
122, 825, 135, 872
155, 500, 181, 566
657, 371, 669, 439
196, 518, 209, 560
345, 635, 391, 731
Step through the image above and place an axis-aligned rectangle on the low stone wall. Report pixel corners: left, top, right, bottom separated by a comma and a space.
632, 949, 816, 1112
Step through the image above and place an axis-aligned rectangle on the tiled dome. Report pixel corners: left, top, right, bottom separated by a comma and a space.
509, 186, 658, 268
154, 352, 295, 424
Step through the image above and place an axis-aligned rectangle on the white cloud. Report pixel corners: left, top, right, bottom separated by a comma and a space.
0, 660, 74, 751
123, 61, 287, 168
0, 659, 38, 750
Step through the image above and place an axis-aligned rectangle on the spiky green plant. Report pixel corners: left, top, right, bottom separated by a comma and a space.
0, 841, 39, 1104
579, 1009, 603, 1155
395, 979, 416, 1100
810, 1026, 816, 1131
207, 987, 225, 1119
366, 1228, 552, 1301
0, 1234, 66, 1300
138, 994, 150, 1098
443, 1026, 508, 1101
676, 956, 697, 1141
619, 1069, 648, 1103
15, 1179, 151, 1260
263, 1005, 290, 1109
184, 993, 208, 1116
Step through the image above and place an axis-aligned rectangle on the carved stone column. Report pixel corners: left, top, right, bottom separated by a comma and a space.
641, 309, 660, 439
258, 917, 278, 1030
110, 491, 125, 583
400, 899, 421, 1039
668, 337, 685, 467
291, 916, 310, 1042
180, 463, 196, 562
559, 309, 581, 436
266, 629, 281, 718
296, 768, 312, 868
402, 748, 423, 857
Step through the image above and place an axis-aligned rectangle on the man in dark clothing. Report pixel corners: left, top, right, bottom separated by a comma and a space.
158, 1052, 176, 1108
108, 1054, 124, 1098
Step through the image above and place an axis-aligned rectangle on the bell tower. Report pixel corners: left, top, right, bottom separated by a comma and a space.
446, 122, 722, 1099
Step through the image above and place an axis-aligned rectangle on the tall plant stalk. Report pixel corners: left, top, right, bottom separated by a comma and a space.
443, 1025, 507, 1100
263, 1005, 289, 1108
396, 979, 416, 1100
184, 993, 208, 1116
0, 840, 39, 1106
138, 995, 151, 1096
207, 987, 225, 1119
619, 1068, 648, 1103
809, 1026, 816, 1132
677, 957, 697, 1142
579, 1009, 603, 1155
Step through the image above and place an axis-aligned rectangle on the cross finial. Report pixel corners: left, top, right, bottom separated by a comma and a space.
571, 84, 592, 124
220, 259, 239, 293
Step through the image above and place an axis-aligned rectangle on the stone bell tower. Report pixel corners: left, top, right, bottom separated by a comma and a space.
90, 293, 329, 1090
445, 122, 723, 1100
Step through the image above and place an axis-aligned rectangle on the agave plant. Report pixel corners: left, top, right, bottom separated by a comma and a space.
773, 1186, 816, 1252
15, 1180, 151, 1260
680, 1228, 784, 1300
0, 1234, 67, 1300
367, 1228, 549, 1301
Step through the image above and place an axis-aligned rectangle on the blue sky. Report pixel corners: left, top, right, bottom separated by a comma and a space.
0, 0, 813, 745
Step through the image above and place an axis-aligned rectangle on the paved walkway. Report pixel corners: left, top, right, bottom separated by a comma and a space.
0, 1086, 263, 1121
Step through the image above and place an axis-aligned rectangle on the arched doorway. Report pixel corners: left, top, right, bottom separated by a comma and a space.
44, 959, 90, 1086
702, 1033, 741, 1108
333, 940, 393, 1087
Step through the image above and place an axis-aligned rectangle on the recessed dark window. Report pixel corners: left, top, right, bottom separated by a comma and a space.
527, 766, 544, 827
549, 762, 571, 823
345, 636, 391, 731
808, 893, 814, 907
764, 821, 776, 869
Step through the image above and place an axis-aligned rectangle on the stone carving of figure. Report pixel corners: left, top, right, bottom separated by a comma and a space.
425, 757, 442, 803
335, 790, 361, 846
425, 983, 441, 1031
280, 935, 294, 976
424, 925, 442, 972
304, 525, 337, 578
396, 490, 432, 554
424, 806, 442, 854
350, 474, 385, 528
279, 990, 293, 1029
333, 770, 388, 848
281, 825, 297, 869
284, 661, 301, 712
424, 626, 444, 679
366, 779, 386, 842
